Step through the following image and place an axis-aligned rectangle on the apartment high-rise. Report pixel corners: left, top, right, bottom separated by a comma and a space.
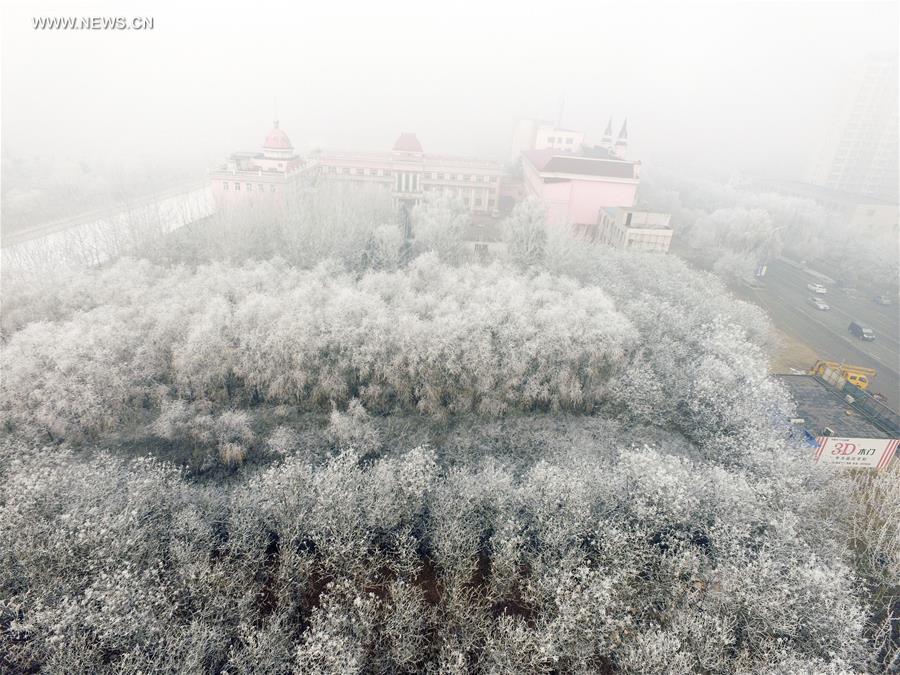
808, 54, 899, 202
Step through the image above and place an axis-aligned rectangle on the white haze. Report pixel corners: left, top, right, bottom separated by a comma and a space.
2, 0, 897, 180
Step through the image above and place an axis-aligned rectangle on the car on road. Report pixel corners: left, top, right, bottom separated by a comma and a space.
874, 294, 893, 306
848, 320, 875, 341
807, 283, 828, 294
808, 297, 830, 311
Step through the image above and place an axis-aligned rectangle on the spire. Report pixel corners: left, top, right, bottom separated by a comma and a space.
601, 117, 613, 150
614, 118, 628, 158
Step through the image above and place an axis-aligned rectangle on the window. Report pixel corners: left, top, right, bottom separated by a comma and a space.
247, 183, 253, 191
565, 138, 573, 144
259, 184, 264, 192
235, 182, 240, 191
270, 185, 276, 192
444, 173, 451, 180
457, 174, 463, 181
378, 169, 384, 176
223, 182, 229, 190
548, 136, 555, 143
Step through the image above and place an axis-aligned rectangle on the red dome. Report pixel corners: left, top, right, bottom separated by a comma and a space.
263, 121, 293, 150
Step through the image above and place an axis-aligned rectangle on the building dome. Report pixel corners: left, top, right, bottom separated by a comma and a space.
263, 121, 293, 150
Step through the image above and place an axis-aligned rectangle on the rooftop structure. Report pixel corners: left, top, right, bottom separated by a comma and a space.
209, 121, 309, 209
510, 119, 587, 162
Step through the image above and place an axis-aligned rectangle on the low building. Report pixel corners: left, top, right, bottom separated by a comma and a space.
595, 209, 673, 252
462, 215, 507, 262
312, 133, 503, 215
209, 121, 310, 209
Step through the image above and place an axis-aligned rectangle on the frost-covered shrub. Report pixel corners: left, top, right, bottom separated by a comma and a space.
1, 257, 639, 432
328, 399, 381, 453
0, 231, 883, 672
265, 425, 300, 456
149, 400, 255, 469
0, 425, 873, 673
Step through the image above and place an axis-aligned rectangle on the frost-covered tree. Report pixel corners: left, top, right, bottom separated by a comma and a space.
503, 196, 547, 269
410, 192, 469, 263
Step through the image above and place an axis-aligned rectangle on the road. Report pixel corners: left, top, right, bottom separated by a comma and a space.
746, 259, 899, 408
1, 183, 216, 273
1, 180, 209, 248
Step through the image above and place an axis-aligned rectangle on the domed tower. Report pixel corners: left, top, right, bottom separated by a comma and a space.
262, 120, 295, 160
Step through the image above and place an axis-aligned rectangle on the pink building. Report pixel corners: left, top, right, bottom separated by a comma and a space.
519, 119, 640, 229
209, 122, 310, 209
312, 133, 503, 214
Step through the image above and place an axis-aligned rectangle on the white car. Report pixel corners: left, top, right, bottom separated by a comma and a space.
808, 296, 830, 311
807, 283, 827, 294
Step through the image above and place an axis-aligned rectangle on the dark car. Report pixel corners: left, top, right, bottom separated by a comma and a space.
849, 321, 875, 341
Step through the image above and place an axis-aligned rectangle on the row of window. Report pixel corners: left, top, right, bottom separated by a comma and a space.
547, 136, 575, 145
322, 165, 495, 183
222, 182, 277, 192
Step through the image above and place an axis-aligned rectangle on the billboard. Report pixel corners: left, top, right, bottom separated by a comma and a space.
814, 437, 898, 469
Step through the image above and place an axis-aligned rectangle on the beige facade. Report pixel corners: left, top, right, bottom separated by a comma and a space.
596, 209, 673, 252
313, 133, 502, 213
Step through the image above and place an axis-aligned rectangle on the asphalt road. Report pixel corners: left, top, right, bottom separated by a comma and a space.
1, 180, 209, 248
745, 259, 899, 408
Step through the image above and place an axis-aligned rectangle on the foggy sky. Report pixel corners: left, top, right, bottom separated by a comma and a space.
2, 0, 898, 180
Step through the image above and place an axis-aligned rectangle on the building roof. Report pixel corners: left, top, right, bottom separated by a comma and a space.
393, 132, 424, 153
580, 145, 615, 159
263, 121, 293, 150
523, 149, 636, 179
776, 374, 892, 438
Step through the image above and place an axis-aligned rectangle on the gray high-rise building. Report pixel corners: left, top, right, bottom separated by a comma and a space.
808, 53, 898, 202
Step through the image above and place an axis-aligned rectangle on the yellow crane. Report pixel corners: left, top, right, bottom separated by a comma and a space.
810, 360, 877, 390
